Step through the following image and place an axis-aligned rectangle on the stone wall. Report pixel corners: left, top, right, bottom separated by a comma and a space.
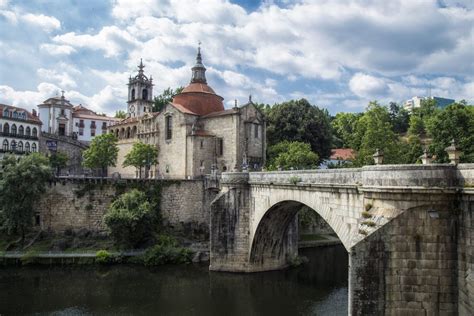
458, 194, 474, 315
349, 196, 459, 315
36, 179, 214, 237
39, 132, 88, 175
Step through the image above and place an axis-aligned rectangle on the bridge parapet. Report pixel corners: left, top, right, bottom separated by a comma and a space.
249, 168, 361, 186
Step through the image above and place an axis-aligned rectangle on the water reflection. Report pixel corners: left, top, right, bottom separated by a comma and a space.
0, 245, 348, 316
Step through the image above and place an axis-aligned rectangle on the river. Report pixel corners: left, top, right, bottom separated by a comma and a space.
0, 245, 348, 315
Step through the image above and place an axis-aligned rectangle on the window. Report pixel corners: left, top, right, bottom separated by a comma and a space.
31, 143, 37, 152
18, 141, 23, 152
25, 142, 30, 152
18, 125, 24, 136
3, 109, 9, 117
32, 127, 37, 137
142, 89, 148, 100
61, 109, 65, 116
26, 126, 31, 136
90, 121, 96, 129
254, 124, 259, 138
79, 128, 84, 136
13, 111, 17, 119
102, 122, 107, 130
2, 139, 8, 151
165, 116, 172, 140
35, 212, 41, 226
10, 140, 16, 151
3, 123, 9, 134
131, 89, 135, 100
11, 124, 17, 135
91, 129, 95, 137
79, 120, 84, 128
200, 140, 204, 149
217, 138, 223, 156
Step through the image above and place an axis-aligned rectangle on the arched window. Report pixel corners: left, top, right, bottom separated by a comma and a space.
18, 141, 23, 152
32, 127, 37, 137
26, 126, 31, 136
19, 125, 24, 136
12, 111, 17, 119
31, 143, 37, 152
2, 139, 8, 151
3, 123, 9, 134
142, 89, 148, 100
10, 140, 16, 152
165, 115, 172, 140
25, 142, 30, 152
127, 127, 131, 138
11, 124, 17, 135
3, 109, 9, 117
131, 89, 135, 100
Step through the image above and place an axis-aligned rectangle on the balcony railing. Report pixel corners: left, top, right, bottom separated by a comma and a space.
0, 132, 39, 140
0, 149, 32, 155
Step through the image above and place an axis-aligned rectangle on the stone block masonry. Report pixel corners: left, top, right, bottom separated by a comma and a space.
36, 178, 215, 235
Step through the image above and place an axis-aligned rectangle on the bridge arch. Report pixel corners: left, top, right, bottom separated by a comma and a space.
249, 199, 349, 271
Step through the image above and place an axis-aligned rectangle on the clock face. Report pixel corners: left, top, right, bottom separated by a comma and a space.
129, 105, 135, 115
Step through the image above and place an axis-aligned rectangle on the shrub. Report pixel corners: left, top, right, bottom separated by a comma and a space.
143, 235, 192, 266
96, 250, 112, 264
104, 189, 157, 249
289, 176, 302, 185
362, 220, 376, 227
361, 211, 371, 219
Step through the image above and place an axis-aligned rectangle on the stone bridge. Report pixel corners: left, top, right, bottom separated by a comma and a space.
210, 164, 474, 315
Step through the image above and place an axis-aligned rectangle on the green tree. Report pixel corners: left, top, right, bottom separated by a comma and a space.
267, 141, 319, 170
398, 135, 424, 164
82, 133, 118, 177
48, 151, 68, 176
0, 153, 52, 242
389, 102, 410, 134
123, 142, 158, 178
153, 87, 184, 112
331, 112, 362, 148
104, 189, 157, 248
425, 102, 474, 162
266, 99, 332, 162
115, 110, 127, 119
407, 114, 425, 136
353, 102, 399, 166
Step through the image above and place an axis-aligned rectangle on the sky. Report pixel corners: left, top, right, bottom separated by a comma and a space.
0, 0, 473, 116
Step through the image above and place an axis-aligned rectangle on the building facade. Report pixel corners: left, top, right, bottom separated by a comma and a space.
403, 96, 455, 112
109, 48, 266, 179
0, 104, 41, 159
37, 93, 119, 143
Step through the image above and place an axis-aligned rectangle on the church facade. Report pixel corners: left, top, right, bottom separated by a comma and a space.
108, 48, 266, 179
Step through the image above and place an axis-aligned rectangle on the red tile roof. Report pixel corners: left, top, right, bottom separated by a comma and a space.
0, 104, 42, 124
330, 148, 355, 160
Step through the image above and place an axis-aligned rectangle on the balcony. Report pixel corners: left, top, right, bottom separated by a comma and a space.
0, 132, 38, 140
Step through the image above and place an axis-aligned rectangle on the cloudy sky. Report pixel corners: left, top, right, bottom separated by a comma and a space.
0, 0, 473, 115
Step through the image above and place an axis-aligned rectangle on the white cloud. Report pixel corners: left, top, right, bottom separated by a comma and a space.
0, 9, 16, 23
0, 83, 61, 111
22, 13, 60, 32
37, 68, 77, 88
53, 26, 139, 57
40, 43, 76, 56
349, 73, 389, 98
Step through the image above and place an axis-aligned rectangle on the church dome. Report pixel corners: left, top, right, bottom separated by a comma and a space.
172, 46, 224, 116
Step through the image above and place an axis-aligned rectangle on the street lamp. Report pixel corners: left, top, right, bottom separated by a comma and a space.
373, 148, 384, 165
445, 139, 461, 165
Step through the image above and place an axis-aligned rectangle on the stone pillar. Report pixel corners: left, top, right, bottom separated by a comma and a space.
209, 172, 251, 272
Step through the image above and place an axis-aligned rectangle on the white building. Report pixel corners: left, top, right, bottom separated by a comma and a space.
0, 104, 41, 159
37, 92, 120, 142
403, 96, 455, 112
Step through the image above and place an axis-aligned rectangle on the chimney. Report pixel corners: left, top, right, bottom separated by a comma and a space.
32, 109, 37, 117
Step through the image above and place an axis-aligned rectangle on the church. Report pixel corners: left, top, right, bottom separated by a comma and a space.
108, 48, 266, 179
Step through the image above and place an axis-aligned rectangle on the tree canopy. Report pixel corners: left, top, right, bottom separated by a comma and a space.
267, 141, 319, 170
115, 110, 127, 119
153, 87, 184, 112
48, 151, 68, 176
123, 142, 158, 178
266, 99, 332, 162
104, 189, 157, 248
82, 133, 118, 176
0, 153, 52, 241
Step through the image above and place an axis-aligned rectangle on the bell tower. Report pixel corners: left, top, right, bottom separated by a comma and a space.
127, 59, 154, 117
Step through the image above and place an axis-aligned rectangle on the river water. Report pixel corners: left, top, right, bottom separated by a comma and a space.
0, 245, 348, 316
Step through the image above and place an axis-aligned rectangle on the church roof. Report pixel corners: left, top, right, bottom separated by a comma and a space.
171, 47, 224, 116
